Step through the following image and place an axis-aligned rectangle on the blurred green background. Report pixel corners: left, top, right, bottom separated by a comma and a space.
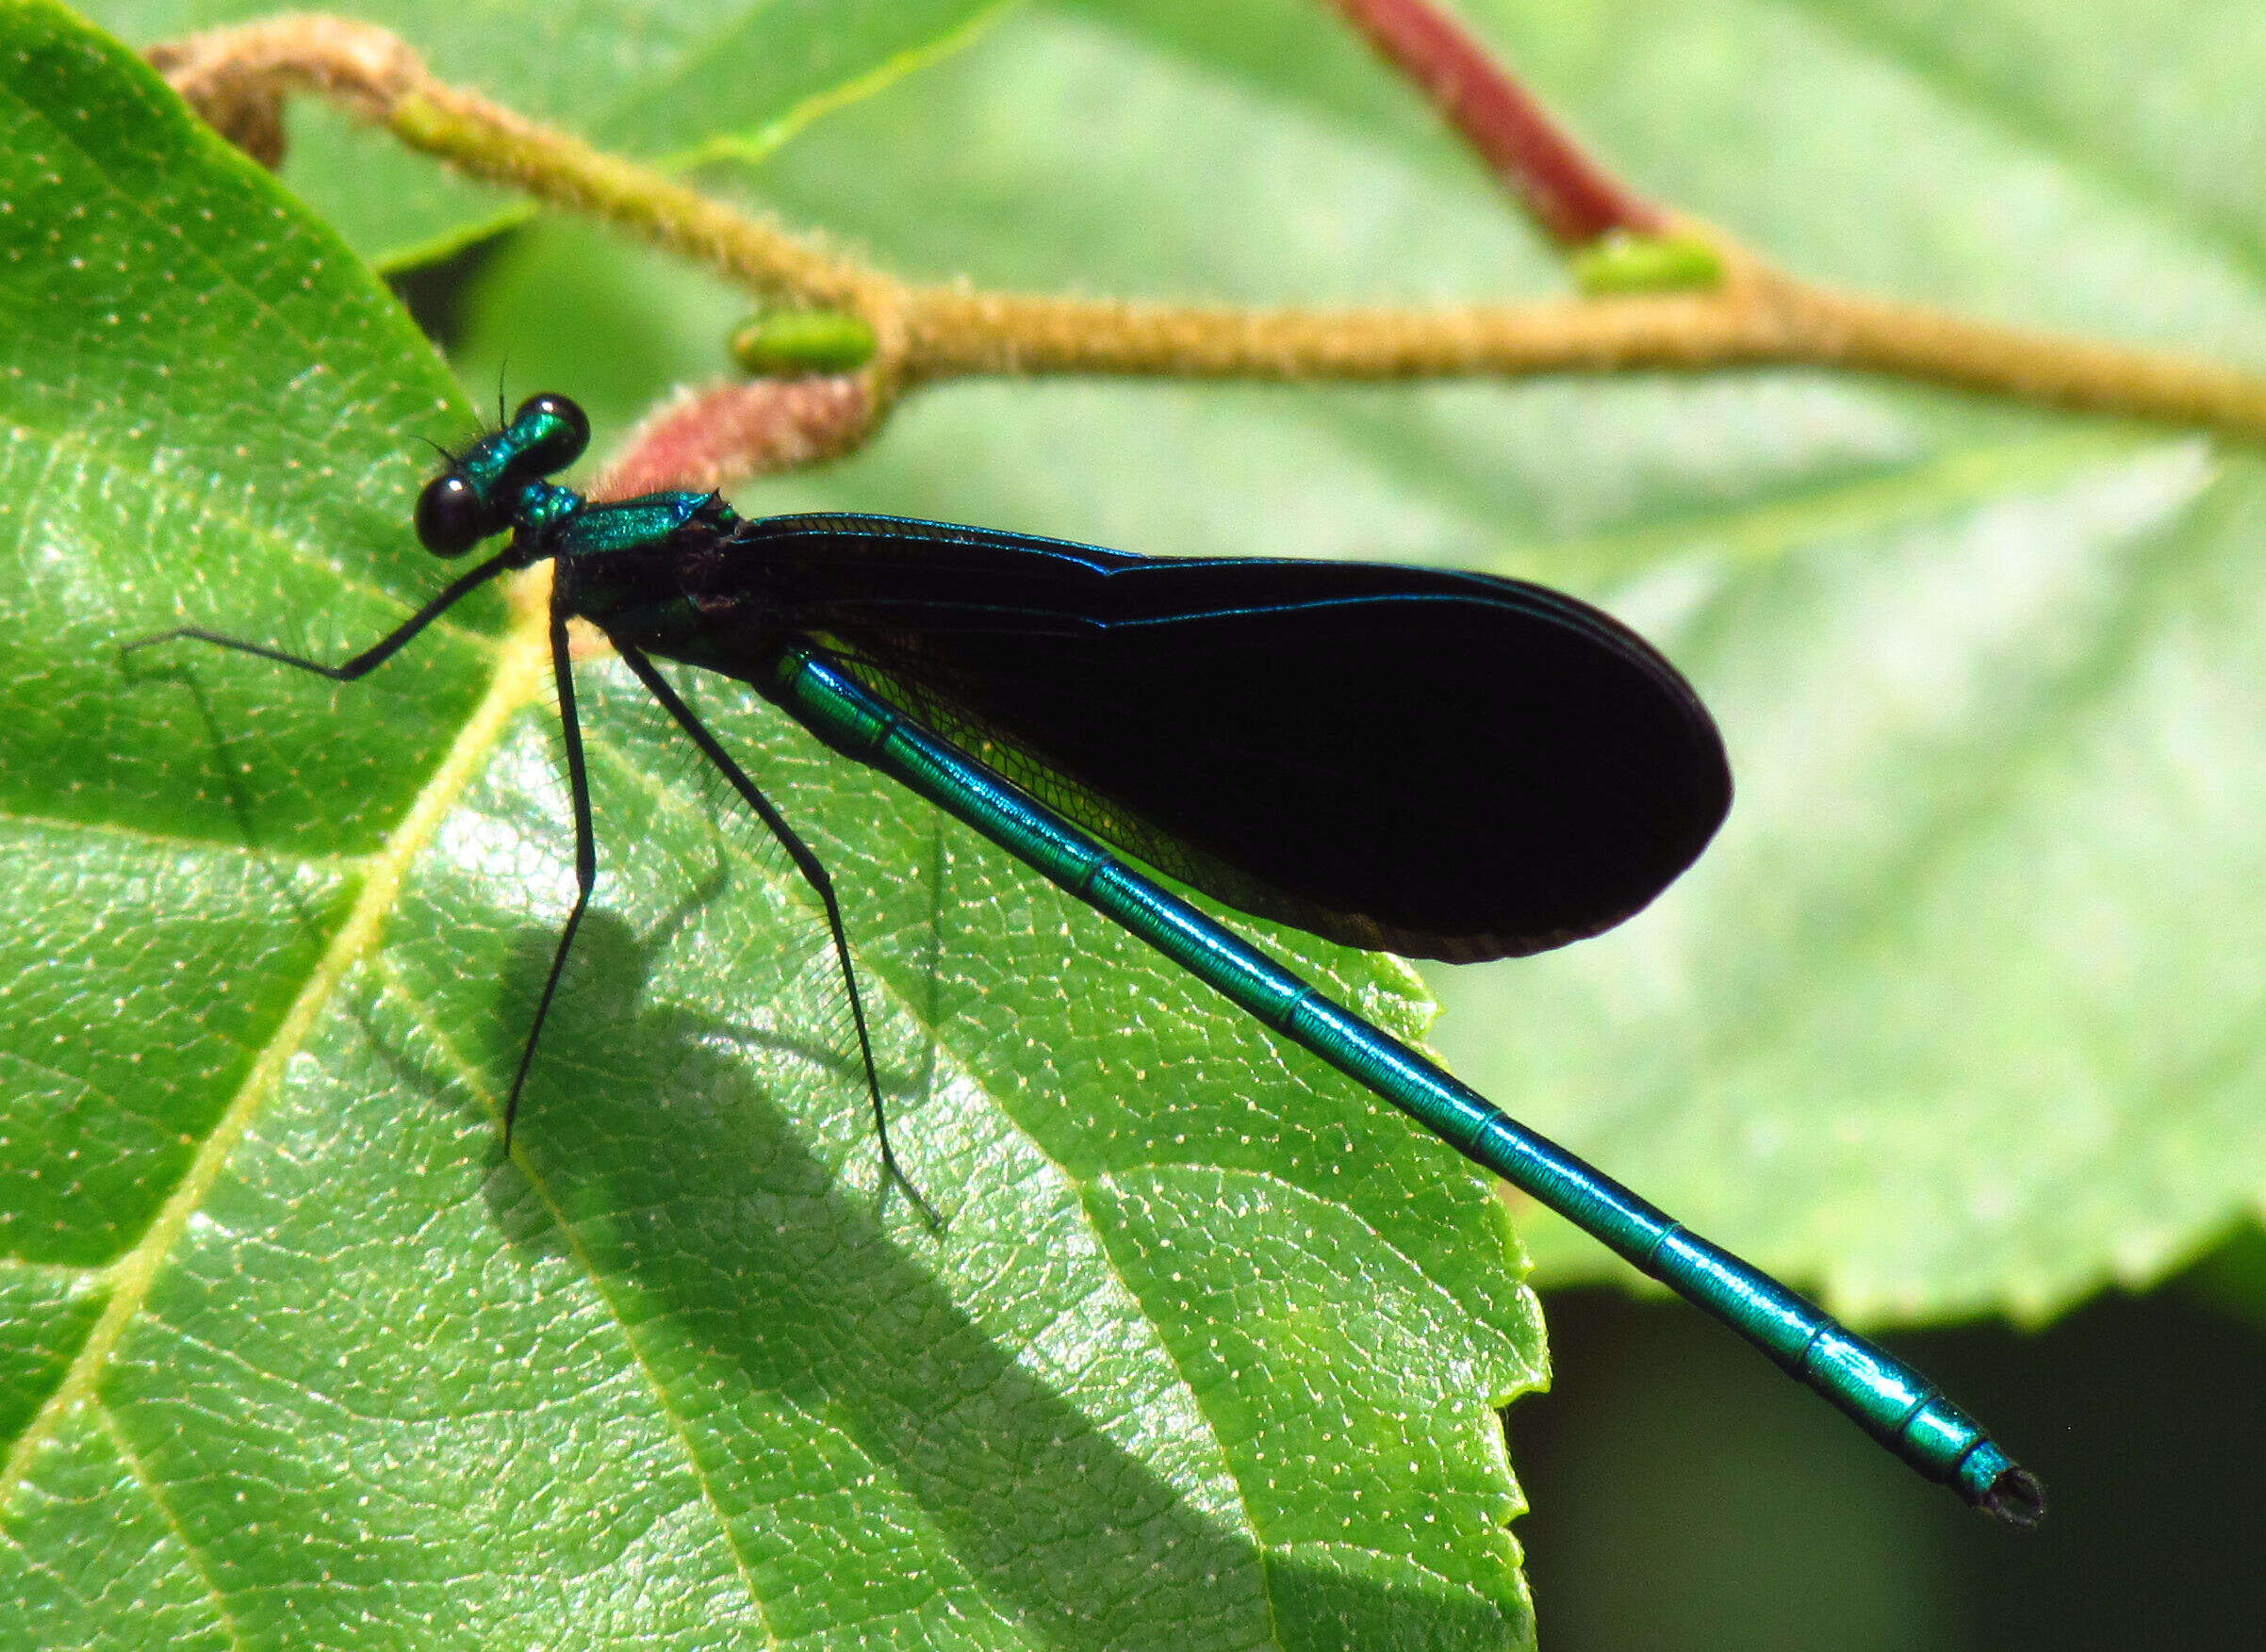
42, 0, 2266, 1644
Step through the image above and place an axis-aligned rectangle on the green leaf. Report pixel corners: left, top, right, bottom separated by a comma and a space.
565, 0, 2258, 1328
82, 0, 1015, 266
0, 5, 1538, 1645
454, 0, 2266, 1330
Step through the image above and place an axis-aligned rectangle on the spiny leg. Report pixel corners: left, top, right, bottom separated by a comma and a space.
616, 644, 942, 1229
504, 599, 598, 1149
120, 551, 517, 680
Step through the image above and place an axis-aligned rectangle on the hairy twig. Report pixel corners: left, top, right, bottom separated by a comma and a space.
152, 13, 2266, 471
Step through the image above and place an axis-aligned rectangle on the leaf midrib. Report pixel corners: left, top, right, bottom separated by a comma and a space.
0, 588, 552, 1510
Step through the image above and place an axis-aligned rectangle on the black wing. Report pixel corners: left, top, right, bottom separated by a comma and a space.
645, 512, 1732, 963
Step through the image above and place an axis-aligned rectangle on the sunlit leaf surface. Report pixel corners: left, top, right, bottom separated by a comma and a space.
0, 7, 1540, 1645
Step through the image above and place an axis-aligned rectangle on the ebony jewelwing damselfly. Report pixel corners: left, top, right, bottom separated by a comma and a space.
125, 392, 2044, 1526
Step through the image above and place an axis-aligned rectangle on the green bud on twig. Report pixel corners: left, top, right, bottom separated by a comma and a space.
731, 309, 878, 375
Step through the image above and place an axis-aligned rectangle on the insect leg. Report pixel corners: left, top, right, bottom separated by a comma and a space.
504, 597, 598, 1148
120, 551, 517, 681
616, 644, 941, 1229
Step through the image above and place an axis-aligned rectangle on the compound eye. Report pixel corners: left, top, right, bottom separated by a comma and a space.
415, 473, 489, 556
506, 393, 591, 477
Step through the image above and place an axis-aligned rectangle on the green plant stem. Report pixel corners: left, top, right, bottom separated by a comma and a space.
151, 14, 2266, 445
891, 272, 2266, 433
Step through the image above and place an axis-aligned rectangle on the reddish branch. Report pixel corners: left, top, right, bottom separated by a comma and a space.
591, 379, 875, 500
1326, 0, 1663, 244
